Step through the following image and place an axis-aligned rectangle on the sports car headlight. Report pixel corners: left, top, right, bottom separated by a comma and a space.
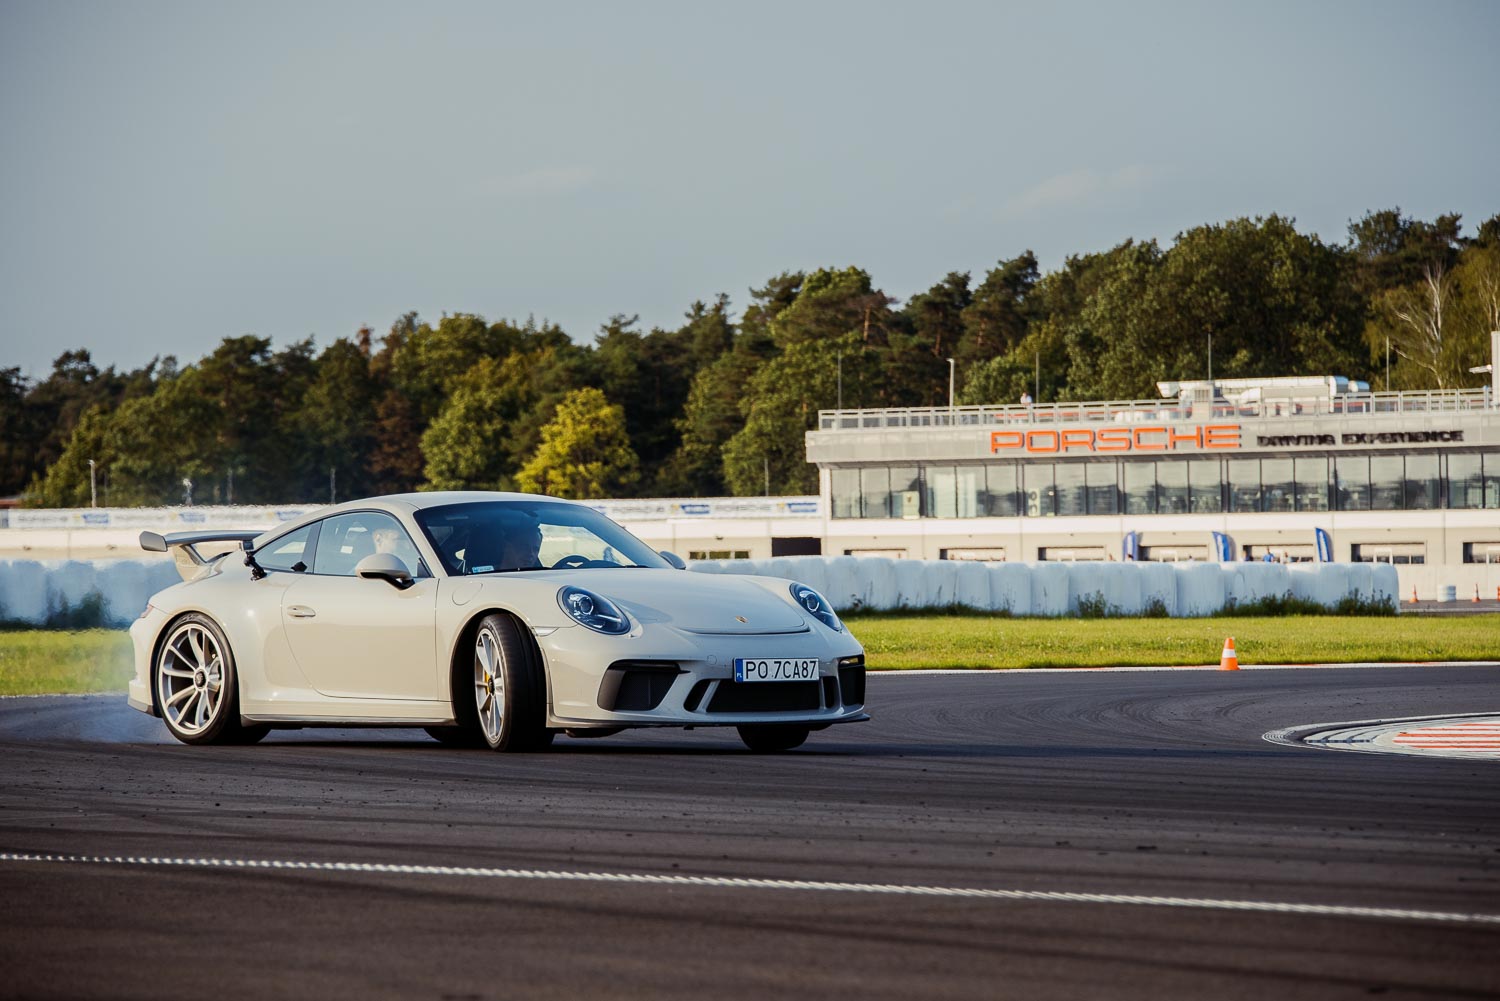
558, 586, 630, 634
789, 583, 843, 632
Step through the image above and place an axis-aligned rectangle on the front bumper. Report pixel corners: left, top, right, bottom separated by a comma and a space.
541, 622, 868, 729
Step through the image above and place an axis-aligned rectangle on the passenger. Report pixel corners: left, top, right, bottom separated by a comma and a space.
373, 525, 419, 575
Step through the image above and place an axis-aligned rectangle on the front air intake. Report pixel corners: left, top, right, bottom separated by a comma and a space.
707, 681, 821, 713
838, 656, 866, 707
597, 662, 682, 712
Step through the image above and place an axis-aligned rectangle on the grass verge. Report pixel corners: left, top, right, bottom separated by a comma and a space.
0, 630, 134, 696
844, 614, 1500, 670
1, 615, 1496, 695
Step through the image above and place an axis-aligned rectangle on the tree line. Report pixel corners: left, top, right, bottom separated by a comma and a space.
4, 208, 1497, 507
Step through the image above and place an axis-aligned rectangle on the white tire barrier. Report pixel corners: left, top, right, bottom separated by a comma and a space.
687, 557, 1400, 616
0, 556, 1400, 626
0, 560, 180, 628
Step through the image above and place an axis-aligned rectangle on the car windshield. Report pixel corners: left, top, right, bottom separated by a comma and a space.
414, 500, 671, 576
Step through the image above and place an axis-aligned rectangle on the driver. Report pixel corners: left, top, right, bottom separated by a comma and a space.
497, 518, 544, 570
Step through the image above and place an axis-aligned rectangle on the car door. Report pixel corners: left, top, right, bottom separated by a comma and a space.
279, 511, 441, 702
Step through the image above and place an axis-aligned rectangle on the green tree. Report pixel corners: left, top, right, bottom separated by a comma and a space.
516, 387, 639, 499
958, 252, 1039, 365
293, 335, 378, 501
657, 349, 759, 495
420, 357, 517, 491
721, 339, 841, 496
1063, 218, 1366, 400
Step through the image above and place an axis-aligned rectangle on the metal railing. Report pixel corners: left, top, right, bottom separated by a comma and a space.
816, 389, 1495, 431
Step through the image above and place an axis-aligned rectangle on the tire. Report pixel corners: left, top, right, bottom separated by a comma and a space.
736, 724, 811, 753
466, 613, 553, 752
153, 612, 257, 746
424, 725, 484, 748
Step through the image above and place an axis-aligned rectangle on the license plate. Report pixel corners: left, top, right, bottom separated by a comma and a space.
734, 658, 819, 682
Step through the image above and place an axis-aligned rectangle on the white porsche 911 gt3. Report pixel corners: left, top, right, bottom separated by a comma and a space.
127, 492, 868, 752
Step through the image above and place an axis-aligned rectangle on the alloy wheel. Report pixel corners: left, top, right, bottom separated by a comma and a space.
474, 625, 506, 743
156, 621, 226, 736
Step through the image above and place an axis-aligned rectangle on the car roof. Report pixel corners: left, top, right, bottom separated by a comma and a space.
255, 491, 586, 545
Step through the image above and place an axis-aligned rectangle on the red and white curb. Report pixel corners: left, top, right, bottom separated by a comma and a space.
2, 852, 1497, 927
1265, 712, 1500, 760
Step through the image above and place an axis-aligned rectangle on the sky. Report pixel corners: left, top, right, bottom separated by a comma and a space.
2, 0, 1497, 378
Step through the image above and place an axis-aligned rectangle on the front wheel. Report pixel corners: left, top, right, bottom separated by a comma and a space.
737, 724, 811, 753
153, 613, 256, 746
468, 613, 553, 752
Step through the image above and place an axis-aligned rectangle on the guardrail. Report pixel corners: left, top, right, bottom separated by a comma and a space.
817, 389, 1495, 431
0, 496, 824, 531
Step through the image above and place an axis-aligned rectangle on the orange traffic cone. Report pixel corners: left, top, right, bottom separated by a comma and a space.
1220, 637, 1239, 671
1409, 586, 1418, 603
1475, 584, 1481, 603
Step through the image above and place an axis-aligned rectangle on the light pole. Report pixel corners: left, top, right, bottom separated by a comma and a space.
837, 352, 843, 410
1207, 333, 1213, 383
947, 357, 955, 414
87, 459, 96, 508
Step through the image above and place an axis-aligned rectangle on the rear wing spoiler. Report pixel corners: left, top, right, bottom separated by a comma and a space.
139, 530, 263, 581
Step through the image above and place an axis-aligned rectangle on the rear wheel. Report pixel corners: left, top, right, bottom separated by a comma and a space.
153, 613, 258, 746
736, 724, 811, 753
467, 613, 553, 752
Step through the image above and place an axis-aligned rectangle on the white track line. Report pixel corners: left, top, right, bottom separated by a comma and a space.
872, 661, 1500, 675
2, 852, 1496, 927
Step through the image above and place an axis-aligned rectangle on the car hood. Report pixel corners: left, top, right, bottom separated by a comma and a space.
510, 568, 810, 634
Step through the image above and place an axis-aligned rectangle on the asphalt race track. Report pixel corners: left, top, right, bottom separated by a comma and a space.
2, 667, 1498, 1000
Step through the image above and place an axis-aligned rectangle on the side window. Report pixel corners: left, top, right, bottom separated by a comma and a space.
257, 525, 317, 574
314, 512, 425, 578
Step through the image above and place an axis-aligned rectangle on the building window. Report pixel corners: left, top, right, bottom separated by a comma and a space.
1295, 456, 1329, 512
1448, 453, 1485, 509
926, 465, 958, 519
891, 466, 921, 519
1039, 545, 1105, 561
1158, 461, 1189, 514
1487, 452, 1500, 508
984, 464, 1021, 517
1335, 455, 1370, 511
1228, 459, 1261, 513
1352, 542, 1425, 565
1370, 455, 1403, 510
1085, 462, 1119, 515
942, 547, 1007, 561
687, 550, 750, 560
956, 466, 983, 518
1024, 463, 1055, 517
1054, 463, 1087, 517
831, 468, 860, 519
1140, 544, 1207, 562
1123, 461, 1155, 515
1189, 460, 1223, 513
1403, 453, 1439, 510
1261, 458, 1295, 512
1463, 542, 1500, 564
860, 467, 891, 519
1244, 544, 1316, 563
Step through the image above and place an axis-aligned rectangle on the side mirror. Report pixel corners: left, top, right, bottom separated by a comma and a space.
355, 553, 415, 590
659, 551, 687, 570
